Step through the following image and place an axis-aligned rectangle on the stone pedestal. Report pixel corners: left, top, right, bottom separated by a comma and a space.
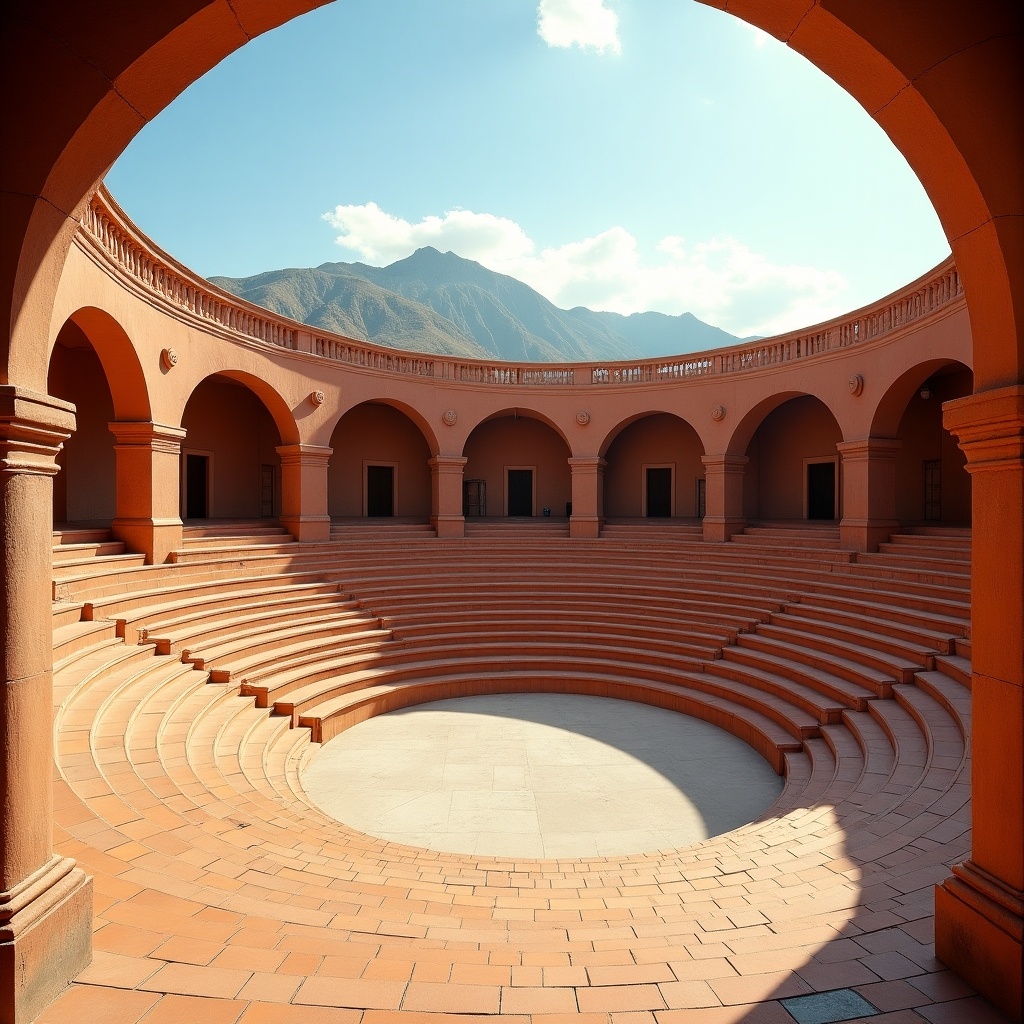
837, 437, 901, 552
701, 454, 747, 542
109, 421, 186, 563
429, 456, 467, 538
568, 457, 605, 539
276, 444, 332, 542
935, 385, 1023, 1021
0, 387, 93, 1024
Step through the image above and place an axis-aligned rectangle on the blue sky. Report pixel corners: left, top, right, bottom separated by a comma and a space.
105, 0, 951, 339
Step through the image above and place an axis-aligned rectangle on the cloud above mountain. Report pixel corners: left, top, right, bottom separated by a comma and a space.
322, 201, 847, 338
537, 0, 621, 55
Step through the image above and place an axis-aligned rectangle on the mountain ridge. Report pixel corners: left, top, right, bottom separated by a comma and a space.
209, 246, 748, 362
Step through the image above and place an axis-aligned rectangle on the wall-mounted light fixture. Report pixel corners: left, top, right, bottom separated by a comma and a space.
919, 385, 932, 400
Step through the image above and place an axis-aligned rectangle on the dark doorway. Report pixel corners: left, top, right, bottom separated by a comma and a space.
366, 465, 395, 517
185, 454, 209, 519
646, 467, 672, 517
807, 461, 836, 520
507, 469, 533, 516
260, 464, 275, 518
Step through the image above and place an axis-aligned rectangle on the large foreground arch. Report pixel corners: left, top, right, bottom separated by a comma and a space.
1, 2, 1021, 1020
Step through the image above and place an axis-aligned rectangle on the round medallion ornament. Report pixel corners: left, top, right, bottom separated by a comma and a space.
576, 410, 591, 426
310, 390, 325, 406
848, 374, 864, 397
442, 409, 458, 426
160, 348, 178, 370
711, 405, 726, 422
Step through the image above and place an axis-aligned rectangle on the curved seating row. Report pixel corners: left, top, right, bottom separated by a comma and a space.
43, 520, 983, 1023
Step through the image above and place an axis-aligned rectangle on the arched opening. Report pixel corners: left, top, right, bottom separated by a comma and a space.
463, 412, 571, 519
742, 395, 843, 522
328, 401, 432, 520
179, 374, 285, 521
876, 362, 973, 528
601, 413, 705, 520
47, 322, 116, 527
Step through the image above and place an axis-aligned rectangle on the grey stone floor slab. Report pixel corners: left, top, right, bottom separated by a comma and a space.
301, 693, 785, 858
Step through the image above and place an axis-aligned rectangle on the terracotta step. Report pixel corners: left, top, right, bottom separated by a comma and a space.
295, 668, 806, 772
709, 649, 875, 717
786, 600, 958, 655
934, 653, 972, 688
51, 620, 121, 666
51, 539, 128, 564
732, 632, 896, 696
750, 621, 924, 684
204, 627, 392, 685
142, 595, 371, 654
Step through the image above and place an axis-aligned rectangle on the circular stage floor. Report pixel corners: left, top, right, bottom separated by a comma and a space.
302, 693, 784, 858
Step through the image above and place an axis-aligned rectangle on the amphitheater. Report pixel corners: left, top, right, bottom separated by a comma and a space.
2, 4, 1022, 1024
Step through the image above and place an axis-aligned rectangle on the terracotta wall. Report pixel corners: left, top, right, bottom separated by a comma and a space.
603, 414, 705, 517
180, 377, 282, 518
894, 369, 972, 525
328, 403, 431, 517
463, 416, 572, 517
47, 334, 116, 524
744, 396, 843, 520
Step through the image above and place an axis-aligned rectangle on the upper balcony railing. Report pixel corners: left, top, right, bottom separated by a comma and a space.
82, 186, 963, 387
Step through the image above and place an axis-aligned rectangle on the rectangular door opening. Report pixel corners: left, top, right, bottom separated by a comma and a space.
366, 464, 395, 517
507, 469, 533, 517
806, 461, 837, 520
645, 466, 673, 517
184, 453, 209, 520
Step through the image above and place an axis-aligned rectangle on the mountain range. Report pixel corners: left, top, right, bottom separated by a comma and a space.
209, 247, 746, 363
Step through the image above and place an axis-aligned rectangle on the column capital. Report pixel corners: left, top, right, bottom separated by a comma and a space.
275, 443, 333, 466
428, 455, 468, 471
109, 421, 186, 451
836, 437, 902, 458
568, 456, 607, 471
943, 384, 1024, 470
701, 453, 748, 471
0, 385, 76, 476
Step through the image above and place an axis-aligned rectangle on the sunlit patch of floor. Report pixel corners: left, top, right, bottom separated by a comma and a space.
301, 692, 785, 858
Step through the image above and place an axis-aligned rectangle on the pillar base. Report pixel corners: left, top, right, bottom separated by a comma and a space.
431, 515, 465, 538
112, 516, 183, 564
569, 515, 601, 539
279, 514, 331, 543
702, 516, 745, 543
935, 861, 1023, 1021
0, 856, 93, 1024
839, 518, 899, 553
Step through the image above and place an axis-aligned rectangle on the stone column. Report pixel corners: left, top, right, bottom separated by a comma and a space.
701, 454, 747, 542
429, 456, 467, 538
934, 385, 1023, 1020
837, 437, 901, 552
276, 444, 332, 542
0, 386, 93, 1024
109, 421, 186, 564
568, 457, 605, 538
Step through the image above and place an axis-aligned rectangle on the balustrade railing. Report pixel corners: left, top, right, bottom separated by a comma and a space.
82, 186, 963, 388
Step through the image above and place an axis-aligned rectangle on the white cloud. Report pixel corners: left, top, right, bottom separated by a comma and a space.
322, 202, 847, 338
537, 0, 621, 55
